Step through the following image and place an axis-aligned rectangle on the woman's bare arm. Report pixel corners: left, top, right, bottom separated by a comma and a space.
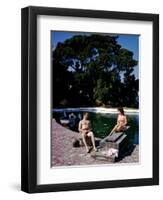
117, 115, 120, 125
88, 121, 92, 131
78, 121, 82, 132
124, 116, 127, 126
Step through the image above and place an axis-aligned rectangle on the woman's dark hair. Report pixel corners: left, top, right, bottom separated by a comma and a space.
83, 112, 89, 116
117, 107, 124, 115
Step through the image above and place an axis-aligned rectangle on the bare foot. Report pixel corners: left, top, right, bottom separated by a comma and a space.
86, 148, 90, 153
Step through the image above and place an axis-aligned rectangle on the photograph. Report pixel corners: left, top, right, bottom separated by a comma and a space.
21, 6, 159, 193
51, 31, 139, 167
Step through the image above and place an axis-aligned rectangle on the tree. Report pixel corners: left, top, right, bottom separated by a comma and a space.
52, 34, 139, 108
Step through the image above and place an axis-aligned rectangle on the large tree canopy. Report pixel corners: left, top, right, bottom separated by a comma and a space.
52, 34, 139, 108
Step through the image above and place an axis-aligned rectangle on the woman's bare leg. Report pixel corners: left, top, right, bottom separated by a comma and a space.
81, 133, 89, 152
87, 131, 97, 151
116, 125, 125, 132
110, 124, 118, 135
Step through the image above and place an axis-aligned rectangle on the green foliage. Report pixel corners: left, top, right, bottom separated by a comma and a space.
52, 34, 139, 108
93, 79, 110, 105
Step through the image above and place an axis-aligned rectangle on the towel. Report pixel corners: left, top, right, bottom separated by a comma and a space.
102, 148, 119, 157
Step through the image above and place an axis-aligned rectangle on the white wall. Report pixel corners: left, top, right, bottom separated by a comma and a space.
0, 0, 162, 199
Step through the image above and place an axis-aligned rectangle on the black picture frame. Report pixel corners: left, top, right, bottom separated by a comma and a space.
21, 6, 159, 193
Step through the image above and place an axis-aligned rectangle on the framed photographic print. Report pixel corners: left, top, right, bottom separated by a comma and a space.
21, 6, 159, 193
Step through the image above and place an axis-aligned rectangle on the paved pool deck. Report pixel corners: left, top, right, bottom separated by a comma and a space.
51, 119, 139, 167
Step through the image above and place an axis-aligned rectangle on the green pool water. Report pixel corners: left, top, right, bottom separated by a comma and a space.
54, 111, 139, 145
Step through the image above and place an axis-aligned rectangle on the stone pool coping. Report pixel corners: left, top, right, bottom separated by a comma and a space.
51, 119, 139, 167
53, 107, 139, 114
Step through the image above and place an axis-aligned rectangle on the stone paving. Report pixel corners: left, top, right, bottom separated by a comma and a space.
51, 119, 139, 167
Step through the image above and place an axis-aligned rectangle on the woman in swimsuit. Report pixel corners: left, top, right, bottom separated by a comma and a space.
78, 112, 97, 153
110, 107, 127, 135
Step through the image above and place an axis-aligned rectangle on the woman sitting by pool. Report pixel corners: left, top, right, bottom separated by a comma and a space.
109, 107, 128, 135
78, 112, 97, 153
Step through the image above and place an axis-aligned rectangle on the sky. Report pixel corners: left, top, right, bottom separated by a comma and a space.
51, 31, 139, 79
